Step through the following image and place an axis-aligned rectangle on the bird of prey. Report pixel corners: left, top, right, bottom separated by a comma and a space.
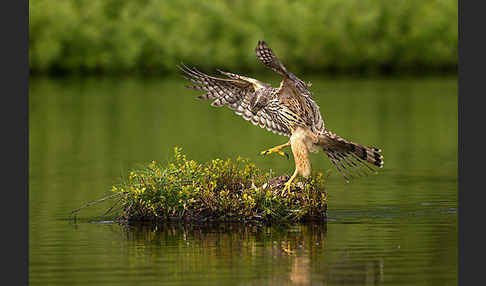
180, 40, 383, 193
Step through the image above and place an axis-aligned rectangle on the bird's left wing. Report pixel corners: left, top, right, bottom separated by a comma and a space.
180, 64, 291, 136
255, 40, 313, 98
255, 41, 324, 132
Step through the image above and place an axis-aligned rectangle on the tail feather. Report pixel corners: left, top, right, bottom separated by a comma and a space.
318, 129, 384, 180
325, 151, 353, 182
336, 152, 370, 177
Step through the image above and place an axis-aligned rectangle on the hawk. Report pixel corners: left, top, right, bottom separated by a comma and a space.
180, 40, 383, 193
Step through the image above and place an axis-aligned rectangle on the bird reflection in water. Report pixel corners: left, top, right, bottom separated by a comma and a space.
116, 222, 384, 286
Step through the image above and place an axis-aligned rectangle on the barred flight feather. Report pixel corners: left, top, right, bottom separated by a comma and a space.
180, 64, 291, 136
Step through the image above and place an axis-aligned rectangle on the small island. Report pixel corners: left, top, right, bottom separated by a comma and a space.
76, 147, 328, 223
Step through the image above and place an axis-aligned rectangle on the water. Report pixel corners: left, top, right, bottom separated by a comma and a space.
29, 75, 457, 285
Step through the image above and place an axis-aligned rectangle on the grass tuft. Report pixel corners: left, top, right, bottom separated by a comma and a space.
108, 147, 328, 222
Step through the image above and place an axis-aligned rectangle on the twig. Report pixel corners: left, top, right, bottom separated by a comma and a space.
102, 197, 123, 217
70, 193, 120, 215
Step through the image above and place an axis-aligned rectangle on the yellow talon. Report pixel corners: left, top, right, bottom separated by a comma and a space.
281, 181, 293, 195
279, 151, 289, 159
282, 244, 294, 255
260, 142, 291, 159
281, 171, 298, 195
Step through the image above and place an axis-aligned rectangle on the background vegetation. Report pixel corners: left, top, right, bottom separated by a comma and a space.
29, 0, 457, 75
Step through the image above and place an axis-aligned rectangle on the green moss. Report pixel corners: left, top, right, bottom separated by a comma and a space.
112, 147, 327, 222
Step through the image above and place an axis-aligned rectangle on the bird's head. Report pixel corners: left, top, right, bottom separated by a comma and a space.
249, 90, 269, 115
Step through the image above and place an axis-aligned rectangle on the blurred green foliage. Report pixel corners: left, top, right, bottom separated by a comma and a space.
29, 0, 457, 75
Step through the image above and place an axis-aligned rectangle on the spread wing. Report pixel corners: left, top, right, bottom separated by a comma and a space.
255, 40, 313, 98
179, 64, 291, 136
255, 40, 324, 133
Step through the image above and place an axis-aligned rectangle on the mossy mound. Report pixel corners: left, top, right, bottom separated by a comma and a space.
111, 147, 328, 222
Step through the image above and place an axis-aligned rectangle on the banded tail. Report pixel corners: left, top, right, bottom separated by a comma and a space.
318, 129, 384, 182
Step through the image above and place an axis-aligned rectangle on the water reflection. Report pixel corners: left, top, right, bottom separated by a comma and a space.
112, 222, 389, 286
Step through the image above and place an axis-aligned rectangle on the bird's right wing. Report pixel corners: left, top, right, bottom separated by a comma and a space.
180, 64, 291, 136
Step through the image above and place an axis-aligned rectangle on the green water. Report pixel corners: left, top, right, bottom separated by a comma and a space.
29, 75, 457, 285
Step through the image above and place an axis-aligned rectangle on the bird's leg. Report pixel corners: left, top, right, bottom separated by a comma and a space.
281, 169, 298, 195
260, 141, 291, 159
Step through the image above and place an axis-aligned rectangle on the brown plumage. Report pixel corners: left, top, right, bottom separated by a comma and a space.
180, 40, 383, 190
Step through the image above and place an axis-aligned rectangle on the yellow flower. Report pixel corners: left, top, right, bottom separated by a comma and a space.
149, 160, 157, 170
